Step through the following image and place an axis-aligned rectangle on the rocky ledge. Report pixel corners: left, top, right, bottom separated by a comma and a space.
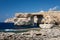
0, 28, 60, 40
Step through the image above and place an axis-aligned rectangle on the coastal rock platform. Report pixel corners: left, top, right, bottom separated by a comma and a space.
0, 28, 60, 40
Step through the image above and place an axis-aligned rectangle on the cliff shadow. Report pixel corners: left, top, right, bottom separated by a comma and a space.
37, 15, 44, 27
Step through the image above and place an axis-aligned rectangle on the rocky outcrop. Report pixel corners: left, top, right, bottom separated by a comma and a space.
41, 11, 60, 24
39, 24, 54, 28
14, 18, 31, 25
5, 18, 15, 23
5, 13, 32, 25
15, 13, 30, 18
0, 28, 60, 40
5, 11, 60, 28
3, 11, 60, 40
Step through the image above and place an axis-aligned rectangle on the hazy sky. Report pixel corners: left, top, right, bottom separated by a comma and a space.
0, 0, 60, 22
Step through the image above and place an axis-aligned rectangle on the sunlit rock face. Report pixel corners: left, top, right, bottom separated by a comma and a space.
34, 16, 38, 23
5, 11, 60, 28
14, 18, 31, 25
5, 18, 15, 23
39, 24, 54, 28
15, 13, 31, 18
5, 13, 32, 25
42, 11, 60, 24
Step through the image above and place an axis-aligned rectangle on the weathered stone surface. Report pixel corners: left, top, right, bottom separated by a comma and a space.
5, 18, 15, 23
5, 11, 60, 27
14, 18, 31, 25
0, 28, 60, 40
3, 11, 60, 40
41, 11, 60, 24
15, 13, 31, 18
39, 24, 54, 28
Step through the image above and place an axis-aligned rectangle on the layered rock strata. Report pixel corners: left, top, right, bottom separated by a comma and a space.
5, 11, 60, 28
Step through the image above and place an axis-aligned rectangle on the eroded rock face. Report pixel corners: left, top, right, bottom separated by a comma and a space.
5, 11, 60, 26
39, 24, 54, 28
15, 13, 31, 18
14, 18, 31, 25
41, 11, 60, 24
5, 13, 32, 25
5, 18, 15, 23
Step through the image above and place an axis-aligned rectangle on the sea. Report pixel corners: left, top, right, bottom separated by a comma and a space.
0, 22, 39, 32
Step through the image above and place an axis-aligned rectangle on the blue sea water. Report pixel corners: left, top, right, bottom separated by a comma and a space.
0, 22, 39, 29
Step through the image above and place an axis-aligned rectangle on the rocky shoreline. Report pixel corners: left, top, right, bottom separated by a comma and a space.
0, 28, 60, 40
3, 11, 60, 40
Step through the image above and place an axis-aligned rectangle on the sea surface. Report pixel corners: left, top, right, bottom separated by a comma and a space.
0, 22, 39, 32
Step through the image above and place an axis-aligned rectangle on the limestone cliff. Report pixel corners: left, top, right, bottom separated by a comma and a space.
41, 11, 60, 24
5, 11, 60, 26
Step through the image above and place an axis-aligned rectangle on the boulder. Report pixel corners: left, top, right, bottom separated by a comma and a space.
39, 24, 54, 28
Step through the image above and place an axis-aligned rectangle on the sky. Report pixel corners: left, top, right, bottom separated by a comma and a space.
0, 0, 60, 22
